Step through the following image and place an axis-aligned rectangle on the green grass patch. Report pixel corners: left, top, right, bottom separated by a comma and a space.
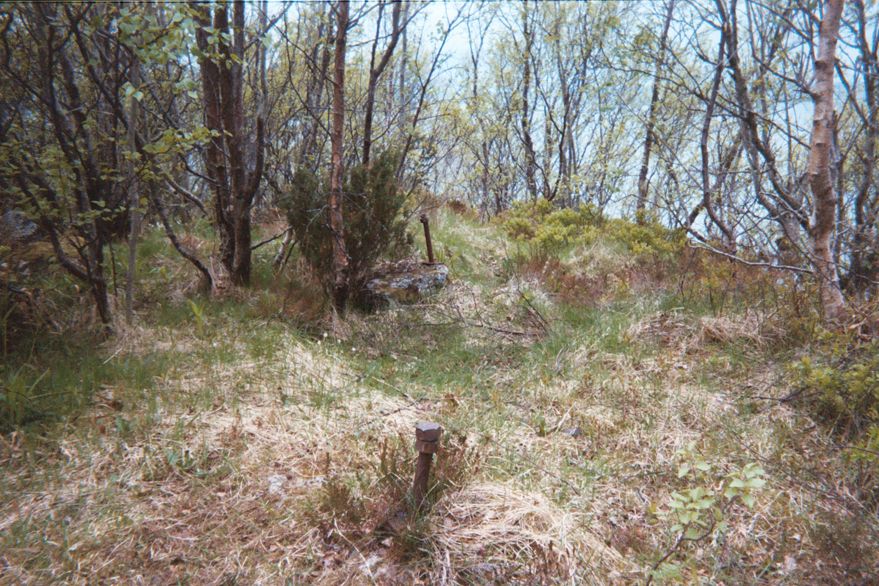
1, 332, 170, 432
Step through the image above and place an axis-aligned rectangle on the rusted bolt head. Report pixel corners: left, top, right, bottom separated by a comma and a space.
415, 421, 442, 453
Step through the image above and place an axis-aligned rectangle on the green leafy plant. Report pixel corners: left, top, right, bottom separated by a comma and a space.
187, 298, 206, 339
660, 442, 723, 538
724, 462, 768, 508
0, 366, 49, 430
649, 441, 767, 583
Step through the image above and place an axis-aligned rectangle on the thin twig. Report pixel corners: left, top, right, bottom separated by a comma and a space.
518, 288, 550, 332
690, 243, 814, 275
252, 227, 292, 251
842, 445, 879, 458
163, 173, 206, 215
645, 520, 716, 586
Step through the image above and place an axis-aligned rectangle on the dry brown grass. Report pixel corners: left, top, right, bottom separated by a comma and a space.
0, 333, 424, 585
430, 482, 629, 585
625, 308, 785, 353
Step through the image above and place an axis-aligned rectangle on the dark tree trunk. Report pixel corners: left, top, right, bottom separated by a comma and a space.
193, 1, 264, 287
636, 0, 675, 214
362, 0, 402, 167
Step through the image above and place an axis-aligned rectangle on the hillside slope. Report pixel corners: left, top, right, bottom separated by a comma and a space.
1, 206, 877, 585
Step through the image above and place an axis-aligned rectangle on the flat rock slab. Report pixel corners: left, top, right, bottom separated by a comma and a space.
363, 260, 449, 307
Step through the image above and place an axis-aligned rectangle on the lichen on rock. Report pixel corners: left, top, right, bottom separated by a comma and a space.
362, 259, 449, 308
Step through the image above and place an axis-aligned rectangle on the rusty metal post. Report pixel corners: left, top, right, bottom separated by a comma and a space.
412, 421, 442, 510
419, 215, 435, 263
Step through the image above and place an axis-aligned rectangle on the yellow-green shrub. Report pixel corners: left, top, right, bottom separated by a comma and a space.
501, 200, 684, 257
792, 332, 879, 437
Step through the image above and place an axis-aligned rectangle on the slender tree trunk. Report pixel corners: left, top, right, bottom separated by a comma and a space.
543, 108, 554, 201
398, 1, 408, 115
720, 0, 805, 252
224, 2, 250, 284
194, 1, 264, 287
850, 0, 878, 292
36, 5, 113, 329
636, 0, 675, 214
521, 1, 538, 201
156, 4, 192, 221
484, 142, 494, 214
558, 73, 570, 205
396, 11, 457, 176
299, 2, 333, 171
699, 29, 736, 253
806, 0, 846, 322
125, 54, 140, 324
330, 0, 350, 310
362, 0, 402, 167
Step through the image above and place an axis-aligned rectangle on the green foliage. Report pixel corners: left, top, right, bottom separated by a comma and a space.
502, 200, 594, 250
0, 336, 168, 432
597, 212, 687, 256
647, 442, 768, 582
187, 298, 207, 339
281, 150, 413, 301
502, 200, 685, 256
655, 441, 767, 541
0, 366, 49, 431
792, 332, 879, 436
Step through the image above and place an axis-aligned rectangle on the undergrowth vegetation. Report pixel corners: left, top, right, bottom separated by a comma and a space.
503, 199, 686, 257
1, 201, 877, 585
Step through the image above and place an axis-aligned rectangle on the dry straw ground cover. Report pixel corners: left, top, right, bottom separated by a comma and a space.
2, 211, 877, 585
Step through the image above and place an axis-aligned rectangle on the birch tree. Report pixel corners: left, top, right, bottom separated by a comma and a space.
807, 0, 846, 320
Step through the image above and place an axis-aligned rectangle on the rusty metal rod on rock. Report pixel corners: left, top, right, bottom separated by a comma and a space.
419, 215, 435, 264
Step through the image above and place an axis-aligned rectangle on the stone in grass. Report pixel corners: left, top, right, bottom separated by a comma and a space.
267, 474, 287, 495
362, 259, 449, 308
0, 211, 40, 245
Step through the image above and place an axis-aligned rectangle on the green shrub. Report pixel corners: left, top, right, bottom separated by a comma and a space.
593, 214, 686, 256
792, 332, 879, 437
281, 150, 413, 302
501, 200, 684, 256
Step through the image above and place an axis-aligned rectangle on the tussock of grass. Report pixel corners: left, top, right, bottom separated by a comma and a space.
625, 308, 785, 353
430, 482, 628, 585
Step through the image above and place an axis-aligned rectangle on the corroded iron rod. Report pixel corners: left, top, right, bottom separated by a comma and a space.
412, 421, 442, 510
419, 215, 435, 264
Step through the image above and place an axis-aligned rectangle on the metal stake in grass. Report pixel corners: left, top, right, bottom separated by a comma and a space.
419, 215, 435, 264
412, 421, 442, 510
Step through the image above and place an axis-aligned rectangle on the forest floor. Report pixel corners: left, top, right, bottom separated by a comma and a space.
1, 206, 878, 585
